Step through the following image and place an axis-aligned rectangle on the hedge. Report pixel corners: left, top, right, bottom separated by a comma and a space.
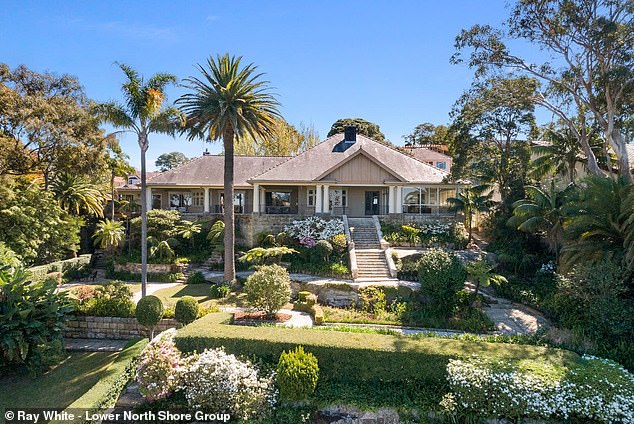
174, 313, 576, 388
55, 338, 148, 424
27, 254, 92, 281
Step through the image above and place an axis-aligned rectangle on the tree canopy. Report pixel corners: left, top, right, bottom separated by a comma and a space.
234, 118, 319, 156
155, 151, 189, 171
327, 118, 385, 142
403, 123, 453, 146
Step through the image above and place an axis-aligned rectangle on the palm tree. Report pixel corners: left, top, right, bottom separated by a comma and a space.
93, 219, 125, 253
50, 172, 106, 217
178, 54, 281, 283
176, 220, 202, 249
508, 182, 575, 262
447, 185, 494, 243
93, 63, 182, 298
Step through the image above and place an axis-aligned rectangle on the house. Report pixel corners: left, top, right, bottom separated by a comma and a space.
403, 145, 453, 171
113, 171, 160, 214
145, 127, 466, 218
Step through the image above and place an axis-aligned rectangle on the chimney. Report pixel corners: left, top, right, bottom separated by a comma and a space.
202, 148, 210, 156
344, 126, 356, 143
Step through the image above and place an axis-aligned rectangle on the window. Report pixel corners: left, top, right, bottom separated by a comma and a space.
169, 192, 192, 209
218, 191, 246, 213
152, 194, 161, 210
402, 187, 433, 214
127, 176, 139, 185
265, 191, 292, 214
436, 161, 447, 169
329, 189, 347, 209
192, 191, 204, 207
307, 189, 315, 207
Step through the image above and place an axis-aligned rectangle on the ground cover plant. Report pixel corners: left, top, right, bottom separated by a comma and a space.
381, 221, 468, 249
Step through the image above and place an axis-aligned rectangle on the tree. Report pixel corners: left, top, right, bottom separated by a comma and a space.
50, 172, 106, 217
508, 182, 575, 261
451, 0, 634, 182
93, 63, 182, 298
178, 54, 281, 283
155, 151, 189, 171
327, 118, 386, 142
465, 260, 507, 299
403, 122, 453, 146
234, 118, 318, 156
92, 219, 125, 252
104, 136, 134, 221
450, 76, 536, 203
0, 177, 81, 265
0, 64, 110, 187
176, 220, 202, 249
447, 184, 494, 243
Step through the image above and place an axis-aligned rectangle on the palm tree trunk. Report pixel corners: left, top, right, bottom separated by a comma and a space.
223, 129, 236, 283
140, 141, 148, 298
111, 169, 116, 221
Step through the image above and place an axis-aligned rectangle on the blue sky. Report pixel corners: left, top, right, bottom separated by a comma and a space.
1, 0, 538, 171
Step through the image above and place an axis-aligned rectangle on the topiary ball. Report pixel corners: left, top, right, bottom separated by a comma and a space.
276, 346, 319, 402
135, 295, 164, 327
174, 296, 199, 325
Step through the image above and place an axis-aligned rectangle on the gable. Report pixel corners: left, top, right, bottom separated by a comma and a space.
320, 152, 400, 184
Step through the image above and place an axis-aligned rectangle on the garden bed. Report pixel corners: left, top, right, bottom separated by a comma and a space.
231, 311, 292, 325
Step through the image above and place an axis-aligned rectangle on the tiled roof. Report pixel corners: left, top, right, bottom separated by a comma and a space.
250, 133, 450, 184
147, 155, 289, 187
403, 146, 452, 162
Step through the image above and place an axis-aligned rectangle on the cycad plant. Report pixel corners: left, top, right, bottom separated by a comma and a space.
93, 63, 182, 297
178, 54, 281, 284
92, 219, 125, 253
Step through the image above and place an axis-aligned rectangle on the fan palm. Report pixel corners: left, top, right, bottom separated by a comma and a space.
508, 182, 575, 261
92, 63, 182, 297
178, 54, 281, 283
50, 172, 106, 217
447, 184, 494, 243
92, 219, 125, 252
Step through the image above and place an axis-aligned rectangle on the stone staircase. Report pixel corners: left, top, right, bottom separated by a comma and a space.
348, 217, 394, 281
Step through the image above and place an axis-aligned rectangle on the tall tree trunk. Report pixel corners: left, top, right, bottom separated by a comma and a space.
610, 130, 633, 183
140, 138, 148, 298
223, 129, 236, 283
111, 169, 116, 221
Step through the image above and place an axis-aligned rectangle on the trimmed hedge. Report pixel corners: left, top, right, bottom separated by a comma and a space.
56, 338, 148, 423
174, 313, 576, 388
28, 254, 92, 281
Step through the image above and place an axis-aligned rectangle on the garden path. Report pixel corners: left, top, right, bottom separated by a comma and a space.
131, 282, 180, 303
65, 338, 128, 352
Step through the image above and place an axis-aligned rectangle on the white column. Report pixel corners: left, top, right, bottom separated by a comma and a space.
252, 184, 260, 213
388, 186, 395, 213
146, 187, 153, 211
395, 186, 402, 214
204, 188, 210, 213
315, 184, 323, 213
323, 185, 330, 213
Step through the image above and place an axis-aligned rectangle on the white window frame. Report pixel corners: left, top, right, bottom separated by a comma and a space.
307, 188, 315, 207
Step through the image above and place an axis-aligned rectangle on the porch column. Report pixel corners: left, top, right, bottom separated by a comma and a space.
388, 186, 395, 214
204, 188, 210, 213
395, 186, 402, 214
146, 187, 153, 211
435, 187, 440, 214
323, 185, 330, 213
315, 184, 323, 213
252, 184, 260, 213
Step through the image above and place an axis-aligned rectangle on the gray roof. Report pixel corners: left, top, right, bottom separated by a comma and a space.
404, 146, 452, 162
147, 155, 289, 187
250, 133, 450, 184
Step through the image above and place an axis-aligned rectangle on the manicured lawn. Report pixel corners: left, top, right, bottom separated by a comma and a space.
0, 352, 118, 410
152, 284, 249, 309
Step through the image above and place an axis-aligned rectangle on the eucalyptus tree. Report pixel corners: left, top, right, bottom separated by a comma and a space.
178, 54, 281, 283
93, 63, 182, 297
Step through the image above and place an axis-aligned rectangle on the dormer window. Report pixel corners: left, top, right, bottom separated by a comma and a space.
128, 176, 140, 185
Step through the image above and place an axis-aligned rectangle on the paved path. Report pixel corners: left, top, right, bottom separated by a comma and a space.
131, 282, 180, 303
65, 338, 128, 352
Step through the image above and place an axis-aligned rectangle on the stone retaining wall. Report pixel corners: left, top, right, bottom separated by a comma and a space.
380, 214, 459, 227
114, 263, 187, 274
64, 316, 181, 339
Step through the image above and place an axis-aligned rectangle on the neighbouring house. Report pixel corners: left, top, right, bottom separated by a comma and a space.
113, 171, 160, 215
403, 145, 453, 171
145, 127, 467, 218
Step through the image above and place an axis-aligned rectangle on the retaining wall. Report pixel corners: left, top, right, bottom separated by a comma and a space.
64, 316, 181, 339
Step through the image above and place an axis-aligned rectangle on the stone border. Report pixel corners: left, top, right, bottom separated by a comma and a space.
64, 316, 181, 339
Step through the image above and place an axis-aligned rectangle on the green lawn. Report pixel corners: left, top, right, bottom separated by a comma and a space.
152, 284, 250, 309
0, 352, 118, 410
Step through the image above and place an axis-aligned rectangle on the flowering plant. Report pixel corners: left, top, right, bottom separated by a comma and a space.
443, 354, 634, 423
136, 329, 182, 401
179, 348, 277, 420
284, 217, 344, 246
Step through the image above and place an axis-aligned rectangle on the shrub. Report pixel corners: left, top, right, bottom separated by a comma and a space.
305, 294, 318, 306
179, 348, 276, 420
443, 355, 634, 423
86, 280, 135, 317
174, 296, 199, 325
276, 346, 319, 401
245, 264, 291, 316
417, 249, 466, 315
329, 233, 348, 256
186, 271, 206, 285
313, 240, 333, 262
210, 283, 230, 299
297, 291, 311, 302
284, 216, 344, 241
137, 329, 181, 401
358, 286, 387, 315
136, 296, 164, 332
0, 267, 71, 374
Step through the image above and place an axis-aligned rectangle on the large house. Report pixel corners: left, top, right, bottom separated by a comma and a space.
144, 127, 466, 218
403, 145, 453, 172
